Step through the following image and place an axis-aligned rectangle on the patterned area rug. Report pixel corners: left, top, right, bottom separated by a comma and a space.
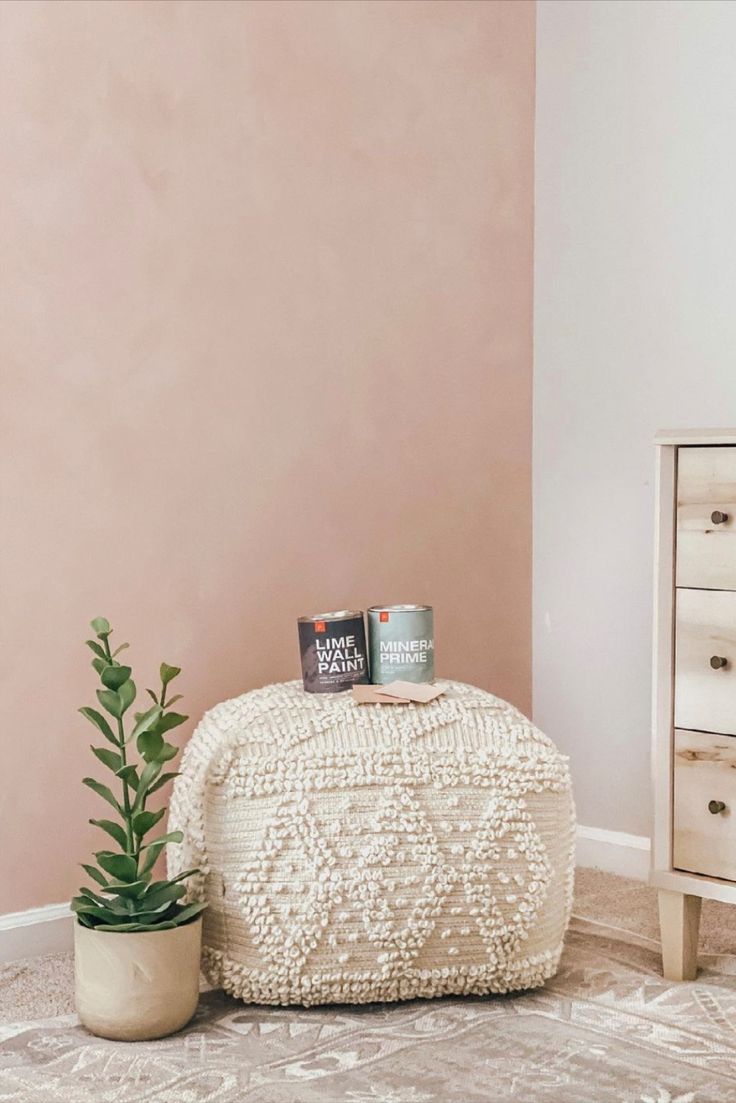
2, 907, 736, 1102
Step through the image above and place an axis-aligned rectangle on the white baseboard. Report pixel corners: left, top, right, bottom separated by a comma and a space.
0, 903, 73, 963
0, 827, 651, 963
576, 824, 651, 881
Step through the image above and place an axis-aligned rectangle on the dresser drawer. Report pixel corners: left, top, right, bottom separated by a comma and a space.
675, 588, 736, 735
674, 729, 736, 881
677, 446, 736, 589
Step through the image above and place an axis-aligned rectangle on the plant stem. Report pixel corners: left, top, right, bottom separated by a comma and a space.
102, 635, 135, 860
118, 716, 135, 858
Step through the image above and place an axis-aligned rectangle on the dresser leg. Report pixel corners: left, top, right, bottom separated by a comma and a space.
658, 889, 702, 980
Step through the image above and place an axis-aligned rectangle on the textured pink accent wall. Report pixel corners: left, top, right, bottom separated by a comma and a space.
0, 0, 535, 912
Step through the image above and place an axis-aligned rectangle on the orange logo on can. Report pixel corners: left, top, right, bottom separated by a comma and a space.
315, 621, 326, 633
380, 611, 389, 623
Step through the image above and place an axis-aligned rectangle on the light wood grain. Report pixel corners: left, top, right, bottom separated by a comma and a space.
673, 729, 736, 880
676, 446, 736, 589
651, 867, 736, 904
651, 443, 677, 875
656, 429, 736, 446
674, 588, 736, 735
658, 889, 701, 980
652, 435, 736, 946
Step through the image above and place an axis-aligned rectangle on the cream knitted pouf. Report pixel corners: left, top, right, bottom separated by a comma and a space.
169, 680, 575, 1007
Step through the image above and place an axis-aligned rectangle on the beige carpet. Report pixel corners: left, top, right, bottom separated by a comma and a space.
1, 869, 736, 1101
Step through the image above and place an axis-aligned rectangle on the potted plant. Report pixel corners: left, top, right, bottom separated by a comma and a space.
72, 617, 206, 1041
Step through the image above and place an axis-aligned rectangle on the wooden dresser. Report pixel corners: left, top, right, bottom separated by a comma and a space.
652, 428, 736, 979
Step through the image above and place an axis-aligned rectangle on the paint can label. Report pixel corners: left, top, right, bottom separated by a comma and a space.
367, 605, 434, 684
298, 611, 369, 693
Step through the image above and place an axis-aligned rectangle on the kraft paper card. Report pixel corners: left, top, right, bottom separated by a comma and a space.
379, 681, 445, 704
352, 685, 411, 705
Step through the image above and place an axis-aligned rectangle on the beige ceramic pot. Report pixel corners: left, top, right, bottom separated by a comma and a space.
74, 917, 202, 1041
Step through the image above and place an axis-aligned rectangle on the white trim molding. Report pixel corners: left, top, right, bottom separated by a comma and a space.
0, 902, 73, 963
576, 824, 651, 881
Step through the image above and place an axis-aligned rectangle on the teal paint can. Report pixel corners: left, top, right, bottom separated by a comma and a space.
367, 604, 434, 685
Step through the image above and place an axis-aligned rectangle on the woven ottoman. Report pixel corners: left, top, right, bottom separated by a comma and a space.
169, 680, 575, 1006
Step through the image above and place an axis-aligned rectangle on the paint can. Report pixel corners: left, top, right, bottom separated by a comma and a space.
367, 604, 434, 684
298, 610, 369, 693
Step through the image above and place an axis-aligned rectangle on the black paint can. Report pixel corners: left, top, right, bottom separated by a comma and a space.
298, 610, 369, 693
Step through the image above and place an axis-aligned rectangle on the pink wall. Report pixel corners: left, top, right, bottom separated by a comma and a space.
0, 0, 535, 912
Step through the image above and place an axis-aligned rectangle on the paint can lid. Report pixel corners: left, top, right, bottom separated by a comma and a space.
367, 604, 432, 613
298, 610, 364, 623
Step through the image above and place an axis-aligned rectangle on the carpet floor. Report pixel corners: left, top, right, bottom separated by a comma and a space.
1, 869, 736, 1102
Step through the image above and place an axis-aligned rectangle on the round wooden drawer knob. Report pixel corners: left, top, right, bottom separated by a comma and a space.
711, 510, 729, 525
709, 800, 727, 815
710, 655, 728, 669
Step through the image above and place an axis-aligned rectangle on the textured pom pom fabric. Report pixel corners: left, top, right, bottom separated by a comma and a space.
169, 680, 575, 1007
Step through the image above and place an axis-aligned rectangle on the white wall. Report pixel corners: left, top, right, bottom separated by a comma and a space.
534, 0, 736, 838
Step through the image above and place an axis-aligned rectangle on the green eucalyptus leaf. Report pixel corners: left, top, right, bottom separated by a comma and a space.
90, 893, 130, 915
79, 707, 117, 746
102, 920, 178, 932
139, 849, 161, 878
125, 902, 180, 922
136, 870, 197, 903
79, 900, 130, 917
91, 657, 107, 675
96, 852, 138, 882
90, 617, 111, 639
115, 764, 139, 786
101, 665, 132, 691
117, 678, 136, 714
86, 913, 138, 927
89, 819, 127, 849
83, 777, 122, 814
169, 867, 198, 885
160, 663, 181, 686
140, 829, 183, 853
77, 886, 104, 904
112, 642, 129, 657
90, 746, 122, 773
146, 688, 159, 705
71, 899, 123, 924
96, 688, 122, 719
137, 729, 164, 762
158, 741, 179, 763
132, 808, 165, 838
130, 705, 162, 742
137, 882, 186, 911
81, 862, 109, 887
101, 879, 148, 899
139, 840, 166, 876
86, 640, 107, 660
165, 694, 183, 707
172, 901, 207, 926
137, 878, 170, 894
146, 771, 179, 797
153, 711, 188, 735
71, 896, 96, 915
78, 886, 108, 905
132, 760, 162, 811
